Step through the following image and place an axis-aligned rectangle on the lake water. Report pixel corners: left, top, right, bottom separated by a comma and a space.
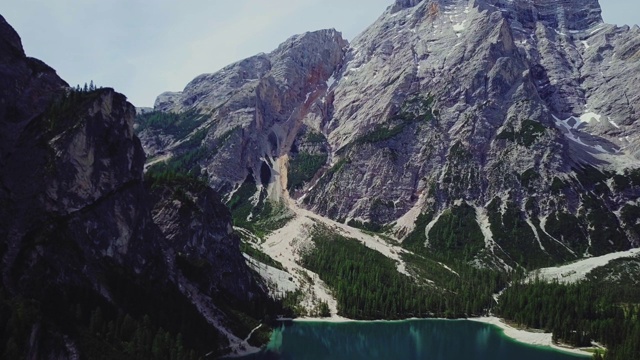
239, 319, 588, 360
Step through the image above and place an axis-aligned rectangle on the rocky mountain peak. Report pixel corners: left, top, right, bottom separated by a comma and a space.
388, 0, 602, 31
142, 0, 640, 270
154, 28, 347, 115
273, 28, 347, 52
390, 0, 424, 12
493, 0, 603, 31
268, 28, 347, 97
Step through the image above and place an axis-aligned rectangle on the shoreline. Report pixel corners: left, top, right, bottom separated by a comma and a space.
293, 316, 421, 323
292, 315, 593, 357
469, 316, 593, 357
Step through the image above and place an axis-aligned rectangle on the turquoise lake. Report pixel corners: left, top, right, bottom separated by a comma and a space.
240, 319, 589, 360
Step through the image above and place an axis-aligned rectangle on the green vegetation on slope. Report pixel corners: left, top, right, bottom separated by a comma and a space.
496, 278, 640, 360
354, 94, 436, 144
301, 225, 506, 320
287, 152, 327, 191
346, 218, 390, 233
227, 175, 292, 239
146, 129, 211, 179
135, 110, 207, 139
401, 212, 434, 253
44, 88, 107, 133
486, 198, 549, 269
586, 257, 640, 294
356, 123, 407, 144
496, 119, 547, 147
144, 169, 208, 194
393, 94, 436, 123
427, 203, 485, 261
580, 193, 627, 256
0, 271, 230, 360
240, 241, 285, 271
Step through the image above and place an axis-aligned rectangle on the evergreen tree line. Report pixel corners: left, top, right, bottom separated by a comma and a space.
135, 110, 207, 139
145, 130, 211, 181
72, 80, 100, 93
44, 83, 104, 132
0, 257, 278, 359
495, 279, 640, 359
287, 152, 327, 191
0, 288, 199, 360
82, 309, 198, 360
300, 226, 507, 319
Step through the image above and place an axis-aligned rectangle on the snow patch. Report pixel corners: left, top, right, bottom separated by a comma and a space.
326, 75, 336, 89
552, 114, 613, 154
538, 216, 577, 257
528, 248, 640, 284
525, 217, 546, 252
590, 25, 605, 35
552, 112, 602, 131
475, 206, 512, 271
453, 21, 466, 33
554, 29, 567, 37
423, 211, 443, 247
438, 262, 459, 276
395, 194, 427, 240
475, 206, 496, 251
580, 112, 601, 123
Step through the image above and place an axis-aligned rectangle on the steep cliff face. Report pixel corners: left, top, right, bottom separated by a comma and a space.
141, 29, 347, 195
0, 15, 268, 359
144, 0, 640, 269
148, 178, 260, 302
308, 0, 640, 266
496, 0, 603, 31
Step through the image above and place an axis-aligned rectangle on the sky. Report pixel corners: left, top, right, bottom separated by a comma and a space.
2, 0, 638, 107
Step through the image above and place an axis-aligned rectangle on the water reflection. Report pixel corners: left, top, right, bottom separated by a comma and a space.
240, 319, 587, 360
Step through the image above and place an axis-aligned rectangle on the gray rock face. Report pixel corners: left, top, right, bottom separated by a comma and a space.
391, 0, 423, 12
149, 182, 258, 301
0, 14, 266, 358
494, 0, 602, 31
145, 0, 640, 268
140, 29, 347, 192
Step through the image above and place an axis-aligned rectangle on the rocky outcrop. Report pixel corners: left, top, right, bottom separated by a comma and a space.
494, 0, 603, 31
307, 0, 640, 265
148, 179, 260, 302
0, 14, 267, 359
140, 29, 348, 195
144, 0, 640, 269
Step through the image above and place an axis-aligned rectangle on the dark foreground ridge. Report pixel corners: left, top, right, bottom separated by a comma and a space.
0, 14, 274, 359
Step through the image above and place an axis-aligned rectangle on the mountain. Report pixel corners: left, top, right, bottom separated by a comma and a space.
140, 0, 640, 271
2, 0, 640, 358
0, 14, 272, 359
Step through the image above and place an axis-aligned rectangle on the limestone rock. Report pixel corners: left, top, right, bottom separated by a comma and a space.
144, 0, 640, 267
0, 14, 267, 358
